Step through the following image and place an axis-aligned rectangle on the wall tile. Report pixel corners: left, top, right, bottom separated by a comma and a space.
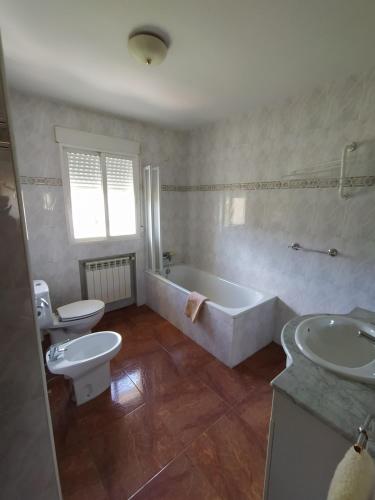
10, 91, 186, 307
170, 68, 375, 331
10, 68, 375, 338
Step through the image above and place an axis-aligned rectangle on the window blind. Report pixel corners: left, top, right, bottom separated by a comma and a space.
64, 148, 138, 240
66, 150, 106, 239
105, 154, 136, 236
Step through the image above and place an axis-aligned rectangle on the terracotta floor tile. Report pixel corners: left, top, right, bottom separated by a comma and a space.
53, 412, 84, 460
48, 379, 85, 459
48, 376, 70, 409
186, 412, 266, 500
131, 453, 223, 500
127, 306, 167, 327
234, 387, 273, 454
197, 359, 260, 406
90, 403, 182, 498
166, 338, 216, 376
94, 310, 134, 337
51, 307, 279, 500
94, 319, 132, 337
114, 332, 163, 364
58, 445, 103, 497
48, 378, 71, 431
124, 349, 182, 399
75, 369, 144, 437
155, 376, 228, 446
63, 481, 109, 500
244, 342, 286, 382
153, 321, 187, 348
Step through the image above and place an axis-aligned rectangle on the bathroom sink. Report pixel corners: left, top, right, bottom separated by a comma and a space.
295, 315, 375, 384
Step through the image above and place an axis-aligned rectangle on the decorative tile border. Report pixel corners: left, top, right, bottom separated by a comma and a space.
162, 176, 375, 192
19, 174, 375, 191
20, 176, 63, 186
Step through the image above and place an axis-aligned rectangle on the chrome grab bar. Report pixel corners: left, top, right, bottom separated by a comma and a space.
288, 242, 338, 257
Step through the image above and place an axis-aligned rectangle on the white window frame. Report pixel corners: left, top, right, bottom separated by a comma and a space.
56, 128, 141, 244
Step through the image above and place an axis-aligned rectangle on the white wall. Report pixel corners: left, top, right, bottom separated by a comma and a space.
9, 91, 187, 307
10, 67, 375, 339
179, 69, 375, 335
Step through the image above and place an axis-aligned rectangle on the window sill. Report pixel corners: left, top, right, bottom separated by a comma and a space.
69, 233, 142, 245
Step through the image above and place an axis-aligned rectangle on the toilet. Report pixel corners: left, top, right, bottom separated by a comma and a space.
33, 280, 105, 344
46, 331, 122, 405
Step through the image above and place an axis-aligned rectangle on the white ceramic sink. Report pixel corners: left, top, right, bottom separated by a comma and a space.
295, 315, 375, 384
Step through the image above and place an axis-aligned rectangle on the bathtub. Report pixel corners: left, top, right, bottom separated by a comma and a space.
145, 265, 277, 367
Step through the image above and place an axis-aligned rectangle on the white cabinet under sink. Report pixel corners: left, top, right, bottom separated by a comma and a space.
264, 391, 350, 500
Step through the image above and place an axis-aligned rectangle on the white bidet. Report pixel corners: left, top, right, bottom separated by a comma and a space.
46, 331, 122, 405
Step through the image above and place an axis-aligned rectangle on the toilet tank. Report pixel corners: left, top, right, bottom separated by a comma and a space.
33, 280, 53, 329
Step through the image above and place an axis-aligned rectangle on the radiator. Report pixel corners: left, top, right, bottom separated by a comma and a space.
85, 257, 133, 304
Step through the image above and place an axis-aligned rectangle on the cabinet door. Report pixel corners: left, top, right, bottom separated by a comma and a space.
265, 391, 350, 500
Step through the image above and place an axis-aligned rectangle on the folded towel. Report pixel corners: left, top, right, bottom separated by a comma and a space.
327, 447, 375, 500
184, 291, 207, 323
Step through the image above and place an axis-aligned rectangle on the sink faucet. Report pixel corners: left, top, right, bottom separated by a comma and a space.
358, 330, 375, 343
49, 339, 70, 361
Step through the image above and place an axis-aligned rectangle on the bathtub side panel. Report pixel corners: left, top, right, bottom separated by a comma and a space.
145, 272, 235, 366
183, 306, 234, 367
231, 298, 277, 366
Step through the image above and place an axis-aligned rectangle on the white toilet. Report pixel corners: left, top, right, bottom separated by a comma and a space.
33, 280, 105, 344
46, 331, 122, 405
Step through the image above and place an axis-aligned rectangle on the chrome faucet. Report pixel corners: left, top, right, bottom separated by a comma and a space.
163, 251, 173, 262
49, 339, 70, 361
163, 251, 174, 277
358, 330, 375, 343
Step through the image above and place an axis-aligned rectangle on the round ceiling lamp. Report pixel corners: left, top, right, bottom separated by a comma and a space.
128, 32, 168, 66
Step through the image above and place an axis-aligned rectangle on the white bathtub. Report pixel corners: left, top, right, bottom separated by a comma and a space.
145, 264, 277, 367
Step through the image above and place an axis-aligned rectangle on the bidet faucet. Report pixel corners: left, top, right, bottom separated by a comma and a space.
49, 339, 70, 361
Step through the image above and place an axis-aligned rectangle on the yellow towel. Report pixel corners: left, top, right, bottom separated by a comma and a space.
327, 447, 375, 500
184, 291, 207, 323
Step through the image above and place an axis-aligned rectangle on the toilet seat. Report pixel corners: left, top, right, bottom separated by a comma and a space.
57, 300, 104, 322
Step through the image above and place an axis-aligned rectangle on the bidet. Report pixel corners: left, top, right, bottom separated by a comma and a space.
46, 331, 122, 405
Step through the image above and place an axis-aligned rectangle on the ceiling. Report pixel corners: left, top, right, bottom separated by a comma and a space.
1, 0, 375, 129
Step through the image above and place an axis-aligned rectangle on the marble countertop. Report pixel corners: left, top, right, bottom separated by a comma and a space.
272, 307, 375, 457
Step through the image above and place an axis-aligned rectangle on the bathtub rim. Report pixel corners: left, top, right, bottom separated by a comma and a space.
145, 266, 276, 318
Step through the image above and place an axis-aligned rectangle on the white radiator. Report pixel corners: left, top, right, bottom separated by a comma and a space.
85, 257, 133, 304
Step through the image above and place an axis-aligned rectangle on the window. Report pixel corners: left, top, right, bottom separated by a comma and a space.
63, 148, 138, 241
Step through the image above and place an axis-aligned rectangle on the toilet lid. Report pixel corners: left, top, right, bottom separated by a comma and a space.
57, 300, 104, 322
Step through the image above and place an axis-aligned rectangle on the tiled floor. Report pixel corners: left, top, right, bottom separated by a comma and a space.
48, 305, 285, 500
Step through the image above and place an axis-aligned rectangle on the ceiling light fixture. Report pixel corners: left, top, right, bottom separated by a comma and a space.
128, 32, 168, 66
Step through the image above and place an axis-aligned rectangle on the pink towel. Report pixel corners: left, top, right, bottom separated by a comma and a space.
184, 291, 207, 323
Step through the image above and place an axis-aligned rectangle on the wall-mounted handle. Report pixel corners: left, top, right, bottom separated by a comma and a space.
288, 242, 338, 257
339, 142, 358, 200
